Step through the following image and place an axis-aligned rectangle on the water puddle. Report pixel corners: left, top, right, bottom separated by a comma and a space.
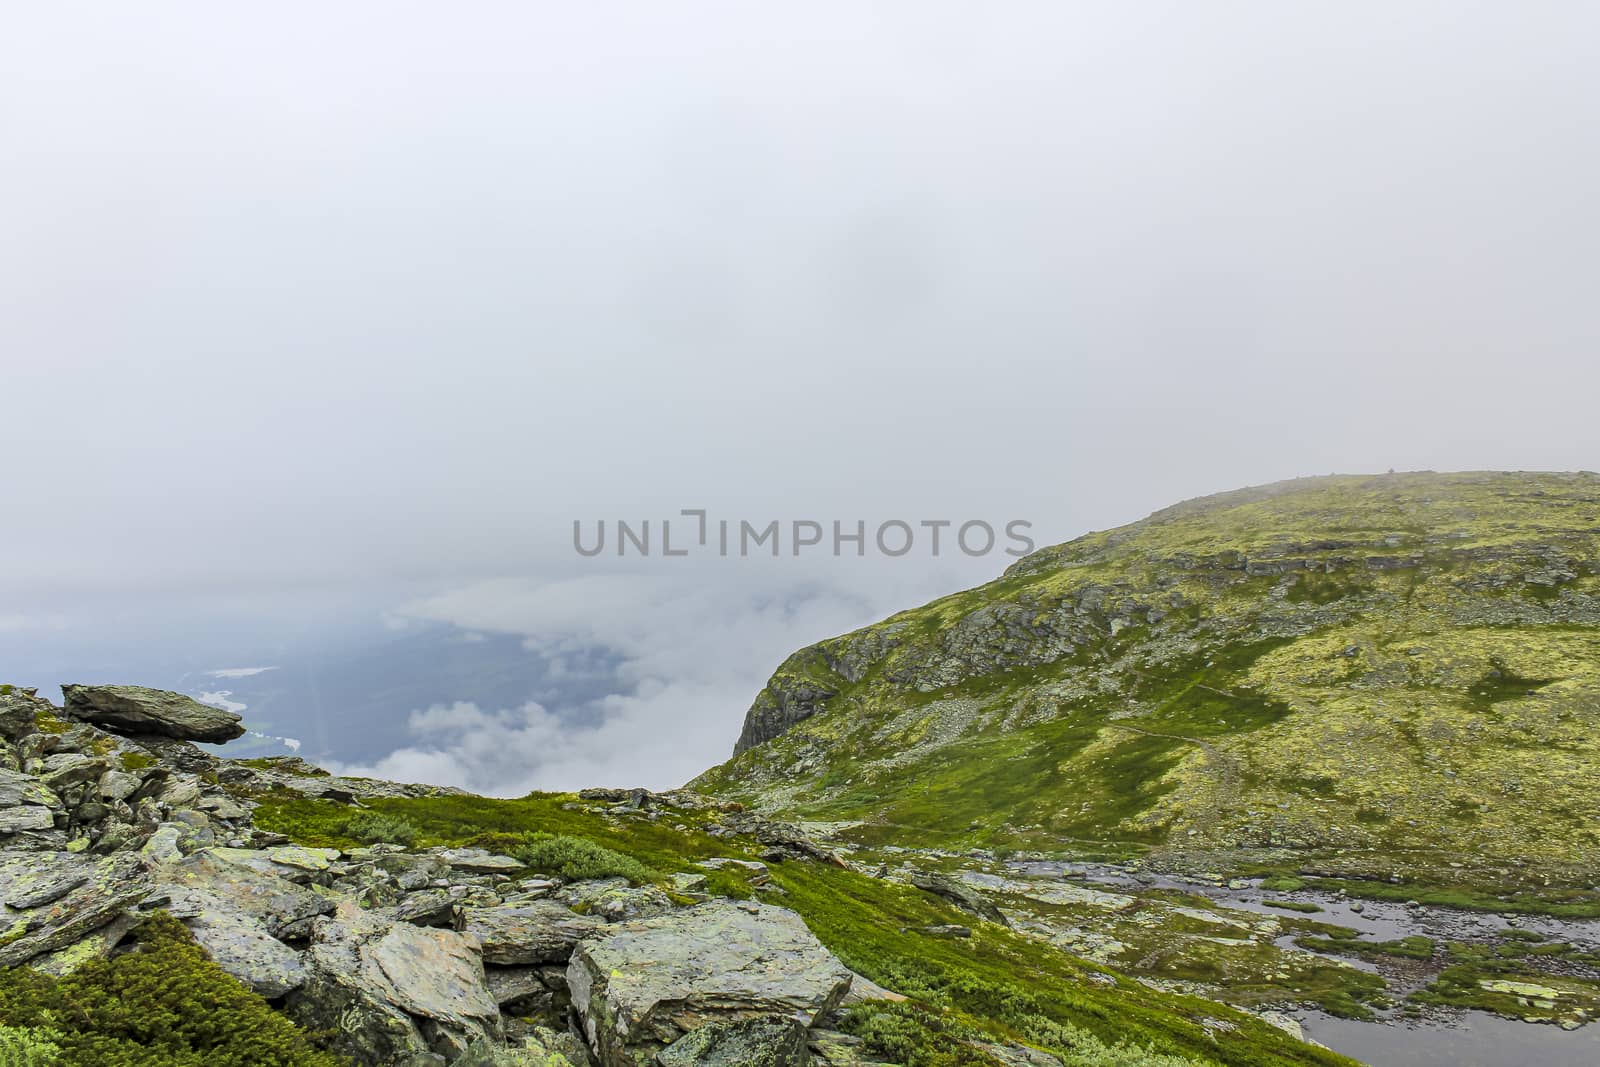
1300, 1010, 1600, 1066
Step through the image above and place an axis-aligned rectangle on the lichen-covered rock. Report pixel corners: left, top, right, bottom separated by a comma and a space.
0, 851, 147, 966
455, 901, 606, 965
655, 1014, 809, 1066
160, 889, 309, 997
0, 768, 61, 811
567, 901, 851, 1067
288, 902, 501, 1064
152, 848, 335, 939
61, 684, 246, 743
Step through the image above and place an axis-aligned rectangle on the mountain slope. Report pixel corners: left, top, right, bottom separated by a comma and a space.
695, 471, 1600, 887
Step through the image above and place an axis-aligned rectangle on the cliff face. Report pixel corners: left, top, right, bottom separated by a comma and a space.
697, 471, 1600, 881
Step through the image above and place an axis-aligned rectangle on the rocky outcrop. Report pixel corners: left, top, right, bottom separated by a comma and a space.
567, 900, 853, 1066
61, 683, 246, 742
0, 683, 868, 1067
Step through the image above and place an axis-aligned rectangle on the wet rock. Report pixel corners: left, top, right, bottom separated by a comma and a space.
568, 900, 852, 1066
455, 901, 607, 965
61, 684, 245, 743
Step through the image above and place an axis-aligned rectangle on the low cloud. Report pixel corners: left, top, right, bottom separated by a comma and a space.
333, 565, 972, 793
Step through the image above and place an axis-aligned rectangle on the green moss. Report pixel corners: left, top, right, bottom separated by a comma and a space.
32, 713, 69, 736
119, 751, 156, 771
0, 912, 345, 1066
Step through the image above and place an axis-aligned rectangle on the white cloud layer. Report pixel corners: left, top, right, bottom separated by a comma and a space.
333, 565, 965, 792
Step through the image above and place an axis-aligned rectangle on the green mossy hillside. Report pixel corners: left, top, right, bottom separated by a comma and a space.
695, 471, 1600, 890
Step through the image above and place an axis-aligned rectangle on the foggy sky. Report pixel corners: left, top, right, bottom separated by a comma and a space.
4, 4, 1599, 789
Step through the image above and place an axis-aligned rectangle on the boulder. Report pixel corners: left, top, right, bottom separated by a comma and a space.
0, 768, 61, 810
160, 887, 309, 997
61, 684, 245, 743
567, 901, 852, 1067
456, 901, 606, 965
287, 902, 501, 1064
908, 870, 1008, 926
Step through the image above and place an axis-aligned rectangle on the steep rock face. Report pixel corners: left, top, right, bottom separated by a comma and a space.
697, 471, 1600, 879
61, 683, 246, 742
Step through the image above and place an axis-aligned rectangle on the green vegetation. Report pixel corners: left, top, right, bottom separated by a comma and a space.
118, 751, 156, 772
695, 471, 1600, 895
256, 792, 1356, 1066
1262, 900, 1321, 914
464, 831, 655, 883
332, 810, 421, 847
0, 913, 344, 1067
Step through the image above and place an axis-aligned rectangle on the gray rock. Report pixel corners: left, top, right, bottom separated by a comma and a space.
0, 768, 60, 809
655, 1014, 808, 1066
908, 870, 1008, 926
152, 849, 334, 939
0, 806, 56, 833
568, 901, 852, 1067
288, 902, 500, 1064
483, 964, 550, 1008
61, 684, 245, 743
0, 851, 147, 966
96, 769, 143, 802
40, 753, 107, 792
456, 901, 606, 965
437, 848, 524, 874
161, 885, 310, 997
559, 880, 674, 923
393, 888, 458, 927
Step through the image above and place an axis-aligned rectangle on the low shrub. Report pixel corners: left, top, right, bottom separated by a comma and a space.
0, 913, 344, 1066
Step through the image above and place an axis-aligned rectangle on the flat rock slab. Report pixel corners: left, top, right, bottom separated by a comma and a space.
0, 768, 62, 810
437, 848, 524, 874
568, 900, 852, 1067
62, 684, 245, 743
455, 901, 606, 965
153, 849, 334, 939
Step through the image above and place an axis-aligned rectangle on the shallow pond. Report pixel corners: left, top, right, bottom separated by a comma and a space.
1300, 1010, 1600, 1066
1009, 860, 1600, 1065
